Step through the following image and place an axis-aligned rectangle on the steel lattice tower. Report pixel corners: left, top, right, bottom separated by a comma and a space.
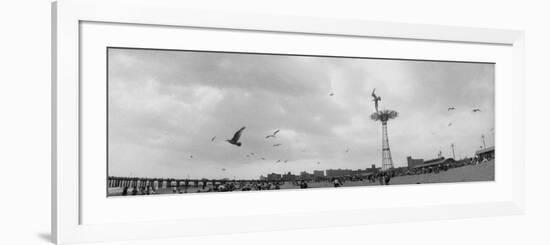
371, 109, 398, 171
380, 120, 394, 171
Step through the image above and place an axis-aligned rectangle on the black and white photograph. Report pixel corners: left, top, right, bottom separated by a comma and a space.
9, 0, 550, 244
107, 48, 495, 197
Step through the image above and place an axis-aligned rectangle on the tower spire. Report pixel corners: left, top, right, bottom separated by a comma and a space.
370, 89, 398, 171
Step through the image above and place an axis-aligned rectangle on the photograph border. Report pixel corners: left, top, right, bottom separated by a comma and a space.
53, 0, 525, 244
105, 46, 497, 198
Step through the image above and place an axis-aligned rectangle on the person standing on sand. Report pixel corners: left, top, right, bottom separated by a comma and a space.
333, 178, 341, 187
122, 187, 128, 196
384, 174, 391, 185
300, 180, 308, 189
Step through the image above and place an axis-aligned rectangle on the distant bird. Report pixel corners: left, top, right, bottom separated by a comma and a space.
276, 160, 281, 163
473, 108, 481, 112
221, 168, 226, 171
448, 107, 456, 111
448, 123, 453, 127
265, 129, 280, 139
329, 92, 334, 96
226, 126, 246, 147
211, 136, 216, 142
345, 148, 349, 153
261, 157, 266, 160
273, 143, 282, 147
250, 152, 255, 155
284, 160, 288, 163
189, 155, 193, 159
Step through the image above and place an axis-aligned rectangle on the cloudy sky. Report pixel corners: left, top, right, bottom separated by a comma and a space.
107, 48, 494, 179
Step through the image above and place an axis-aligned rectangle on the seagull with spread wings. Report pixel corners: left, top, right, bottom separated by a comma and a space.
226, 126, 246, 147
448, 107, 456, 111
473, 108, 481, 112
265, 129, 280, 139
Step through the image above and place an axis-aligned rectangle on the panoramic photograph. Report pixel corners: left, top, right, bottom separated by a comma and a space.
107, 48, 495, 197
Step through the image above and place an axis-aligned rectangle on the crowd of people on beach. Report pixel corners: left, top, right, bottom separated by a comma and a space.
121, 185, 156, 196
404, 155, 493, 176
116, 155, 494, 196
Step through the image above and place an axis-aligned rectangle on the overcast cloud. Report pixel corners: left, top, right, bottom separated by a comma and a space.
108, 48, 494, 179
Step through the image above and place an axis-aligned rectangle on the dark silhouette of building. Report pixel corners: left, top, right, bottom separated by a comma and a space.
412, 157, 456, 170
267, 173, 282, 181
313, 170, 324, 177
407, 156, 425, 169
282, 172, 296, 181
475, 146, 495, 160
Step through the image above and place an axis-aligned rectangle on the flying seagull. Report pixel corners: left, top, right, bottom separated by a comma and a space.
265, 129, 280, 139
189, 155, 193, 159
448, 107, 455, 111
448, 123, 453, 127
284, 160, 288, 163
473, 108, 481, 112
221, 168, 226, 171
260, 157, 266, 160
226, 126, 246, 147
276, 160, 281, 163
211, 136, 216, 142
329, 92, 334, 96
273, 143, 282, 147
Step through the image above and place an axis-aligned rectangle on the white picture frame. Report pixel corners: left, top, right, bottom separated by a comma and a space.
52, 0, 525, 244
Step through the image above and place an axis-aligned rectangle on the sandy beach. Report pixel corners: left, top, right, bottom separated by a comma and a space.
108, 160, 494, 197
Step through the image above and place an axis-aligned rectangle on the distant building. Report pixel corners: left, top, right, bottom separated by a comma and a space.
412, 157, 456, 170
326, 169, 353, 178
259, 175, 267, 181
267, 173, 282, 181
313, 170, 324, 177
367, 164, 380, 173
475, 146, 495, 160
282, 172, 296, 181
407, 156, 425, 169
300, 171, 313, 180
